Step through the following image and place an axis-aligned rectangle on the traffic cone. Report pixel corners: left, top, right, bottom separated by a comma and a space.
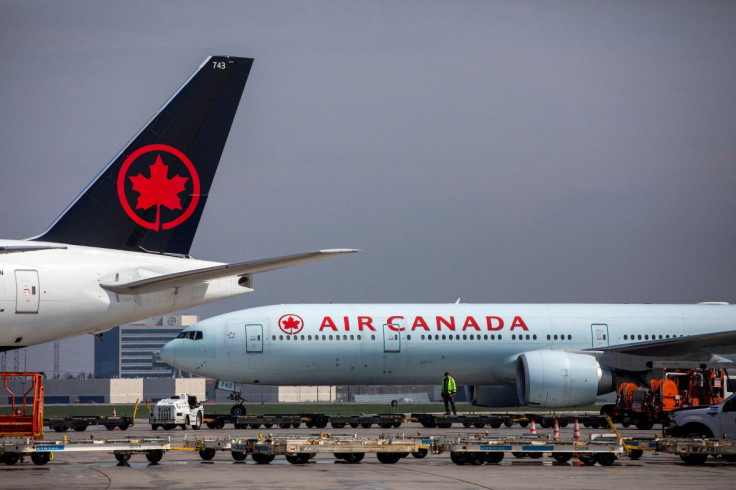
112, 407, 117, 417
553, 418, 560, 439
573, 419, 581, 440
529, 419, 537, 436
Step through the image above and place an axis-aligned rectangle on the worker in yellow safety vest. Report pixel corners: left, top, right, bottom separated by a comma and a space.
441, 372, 457, 415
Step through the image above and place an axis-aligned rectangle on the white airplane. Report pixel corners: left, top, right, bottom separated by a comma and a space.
0, 56, 356, 351
161, 303, 736, 412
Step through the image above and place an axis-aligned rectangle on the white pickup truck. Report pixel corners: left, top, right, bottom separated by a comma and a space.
149, 394, 204, 430
666, 391, 736, 439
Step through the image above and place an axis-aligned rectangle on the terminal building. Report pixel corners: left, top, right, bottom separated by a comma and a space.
94, 314, 198, 378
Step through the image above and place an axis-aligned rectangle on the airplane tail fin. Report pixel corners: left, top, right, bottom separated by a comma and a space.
33, 56, 253, 255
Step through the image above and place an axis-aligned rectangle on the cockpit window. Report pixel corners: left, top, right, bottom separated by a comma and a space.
176, 330, 203, 340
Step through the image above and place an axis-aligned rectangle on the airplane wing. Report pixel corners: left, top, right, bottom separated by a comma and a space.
99, 249, 359, 294
593, 329, 736, 357
0, 245, 67, 254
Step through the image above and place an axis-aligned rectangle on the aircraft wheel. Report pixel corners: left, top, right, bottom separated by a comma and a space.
230, 404, 247, 417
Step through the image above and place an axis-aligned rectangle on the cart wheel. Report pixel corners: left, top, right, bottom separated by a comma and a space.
31, 451, 51, 465
114, 452, 132, 463
251, 453, 274, 464
146, 450, 164, 464
486, 452, 505, 464
411, 448, 428, 459
331, 422, 346, 429
552, 453, 572, 463
361, 422, 372, 428
199, 448, 216, 461
119, 423, 129, 431
627, 449, 643, 460
597, 453, 617, 466
680, 453, 708, 465
578, 454, 597, 466
285, 453, 311, 464
73, 426, 87, 432
349, 423, 360, 429
231, 451, 247, 461
376, 452, 401, 464
105, 424, 116, 431
2, 452, 20, 465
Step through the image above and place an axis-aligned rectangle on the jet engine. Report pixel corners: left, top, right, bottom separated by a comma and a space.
516, 350, 616, 407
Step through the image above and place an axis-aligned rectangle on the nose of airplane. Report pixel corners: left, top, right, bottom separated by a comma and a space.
159, 341, 175, 365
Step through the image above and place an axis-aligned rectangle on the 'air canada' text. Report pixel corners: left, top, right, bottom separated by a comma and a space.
318, 315, 529, 332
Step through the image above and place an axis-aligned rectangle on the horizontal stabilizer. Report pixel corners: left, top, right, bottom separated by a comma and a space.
0, 245, 67, 254
100, 249, 359, 294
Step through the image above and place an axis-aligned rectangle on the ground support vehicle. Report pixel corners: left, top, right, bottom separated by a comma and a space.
241, 433, 428, 464
666, 391, 736, 440
446, 434, 625, 466
46, 400, 139, 432
46, 415, 135, 432
203, 413, 303, 429
0, 372, 44, 440
0, 436, 170, 465
602, 368, 729, 430
327, 413, 404, 429
149, 394, 204, 430
410, 412, 605, 429
656, 437, 736, 465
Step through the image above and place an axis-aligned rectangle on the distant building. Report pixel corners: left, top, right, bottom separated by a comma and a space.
93, 314, 198, 378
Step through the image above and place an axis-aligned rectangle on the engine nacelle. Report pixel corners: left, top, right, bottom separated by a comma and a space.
516, 350, 615, 407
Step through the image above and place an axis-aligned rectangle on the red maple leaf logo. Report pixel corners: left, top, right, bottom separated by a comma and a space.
128, 155, 189, 231
278, 314, 304, 334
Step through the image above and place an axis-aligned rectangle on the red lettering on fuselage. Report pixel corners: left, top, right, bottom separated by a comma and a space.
358, 316, 375, 331
510, 316, 528, 330
386, 316, 405, 331
315, 315, 528, 333
486, 316, 504, 331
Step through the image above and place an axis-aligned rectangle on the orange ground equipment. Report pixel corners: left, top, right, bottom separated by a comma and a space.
0, 372, 44, 439
602, 368, 727, 429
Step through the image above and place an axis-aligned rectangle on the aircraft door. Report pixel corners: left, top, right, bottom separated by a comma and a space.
15, 270, 39, 314
245, 324, 263, 353
591, 324, 609, 348
382, 319, 402, 353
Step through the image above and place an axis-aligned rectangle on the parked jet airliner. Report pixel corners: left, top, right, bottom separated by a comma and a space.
0, 56, 356, 350
161, 303, 736, 410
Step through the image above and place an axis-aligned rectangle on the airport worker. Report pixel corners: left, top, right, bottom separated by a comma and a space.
441, 372, 457, 415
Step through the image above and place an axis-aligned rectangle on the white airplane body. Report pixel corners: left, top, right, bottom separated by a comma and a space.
162, 303, 736, 407
0, 57, 355, 350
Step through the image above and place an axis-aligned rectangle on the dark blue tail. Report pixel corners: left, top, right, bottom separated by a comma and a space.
34, 56, 253, 255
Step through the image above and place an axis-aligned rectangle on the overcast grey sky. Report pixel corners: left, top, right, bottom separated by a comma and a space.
2, 1, 736, 374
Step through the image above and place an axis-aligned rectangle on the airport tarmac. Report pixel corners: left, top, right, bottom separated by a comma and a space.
1, 422, 733, 489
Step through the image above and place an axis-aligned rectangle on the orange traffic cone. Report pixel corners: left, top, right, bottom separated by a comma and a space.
553, 418, 560, 439
529, 419, 537, 436
112, 407, 117, 417
573, 419, 581, 440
